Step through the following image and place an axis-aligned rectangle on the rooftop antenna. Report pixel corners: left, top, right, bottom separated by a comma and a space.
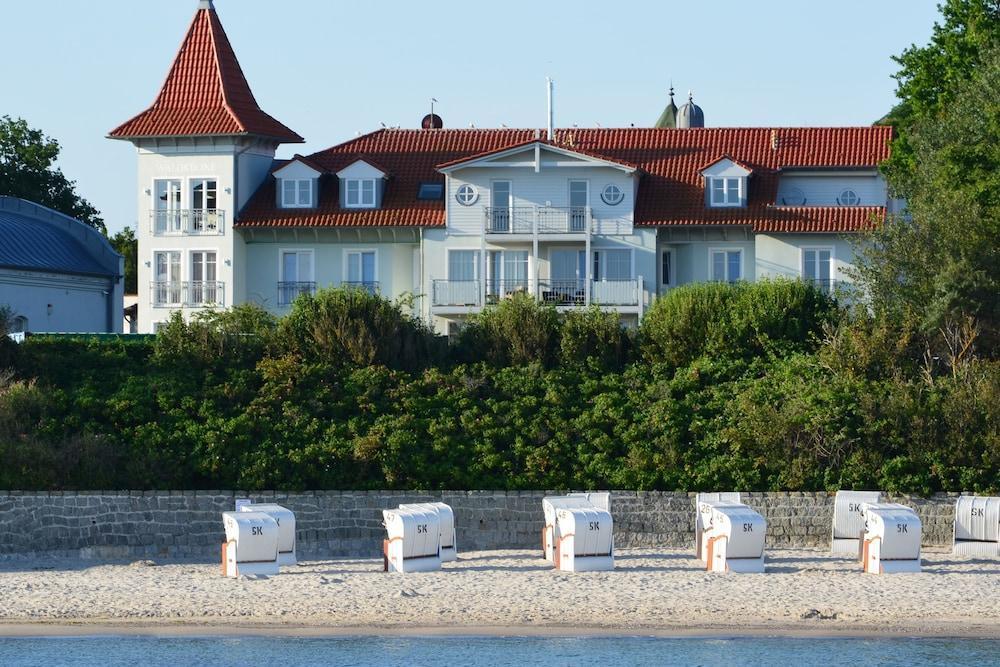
430, 97, 437, 120
546, 77, 554, 141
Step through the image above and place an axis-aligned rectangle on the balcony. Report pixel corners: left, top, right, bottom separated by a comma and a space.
150, 281, 225, 307
342, 281, 380, 295
484, 207, 591, 235
431, 278, 642, 310
277, 281, 317, 306
150, 210, 225, 235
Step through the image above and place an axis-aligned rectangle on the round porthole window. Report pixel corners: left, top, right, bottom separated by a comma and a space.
455, 184, 478, 206
781, 187, 805, 206
838, 189, 859, 206
601, 183, 624, 205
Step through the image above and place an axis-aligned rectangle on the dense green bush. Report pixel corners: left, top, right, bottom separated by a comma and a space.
1, 282, 996, 493
640, 279, 838, 367
280, 287, 444, 372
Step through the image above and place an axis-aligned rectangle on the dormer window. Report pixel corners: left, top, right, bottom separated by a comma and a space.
710, 177, 742, 207
345, 178, 376, 208
281, 179, 312, 208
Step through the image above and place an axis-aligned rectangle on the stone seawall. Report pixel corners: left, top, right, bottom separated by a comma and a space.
0, 491, 962, 560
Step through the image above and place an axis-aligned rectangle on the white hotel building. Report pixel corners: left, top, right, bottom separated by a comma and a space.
111, 1, 897, 335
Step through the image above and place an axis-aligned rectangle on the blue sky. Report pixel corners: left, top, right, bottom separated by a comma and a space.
2, 0, 941, 234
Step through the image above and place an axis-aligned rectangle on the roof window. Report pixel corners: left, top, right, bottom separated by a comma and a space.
417, 183, 444, 200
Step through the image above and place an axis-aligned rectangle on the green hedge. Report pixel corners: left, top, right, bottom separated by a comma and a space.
1, 283, 996, 493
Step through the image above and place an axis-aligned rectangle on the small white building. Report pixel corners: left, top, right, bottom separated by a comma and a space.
0, 197, 124, 334
111, 1, 899, 335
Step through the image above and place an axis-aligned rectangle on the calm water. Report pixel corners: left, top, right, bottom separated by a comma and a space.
0, 635, 996, 666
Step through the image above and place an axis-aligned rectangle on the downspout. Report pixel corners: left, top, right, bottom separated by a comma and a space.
419, 226, 425, 324
231, 142, 255, 308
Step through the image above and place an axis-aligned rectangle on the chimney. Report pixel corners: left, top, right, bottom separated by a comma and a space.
546, 77, 554, 142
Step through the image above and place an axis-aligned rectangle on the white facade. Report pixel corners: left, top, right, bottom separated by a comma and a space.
133, 137, 277, 332
127, 139, 890, 334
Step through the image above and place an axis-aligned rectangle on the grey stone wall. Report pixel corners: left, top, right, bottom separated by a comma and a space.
0, 491, 963, 560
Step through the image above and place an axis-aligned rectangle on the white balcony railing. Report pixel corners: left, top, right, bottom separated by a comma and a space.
151, 281, 225, 307
433, 280, 481, 307
484, 207, 591, 234
591, 279, 640, 306
150, 210, 225, 235
432, 278, 642, 308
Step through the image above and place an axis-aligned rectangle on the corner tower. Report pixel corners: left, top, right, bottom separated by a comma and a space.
109, 0, 302, 332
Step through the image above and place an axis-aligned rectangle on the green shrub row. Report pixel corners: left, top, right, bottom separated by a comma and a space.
0, 281, 996, 493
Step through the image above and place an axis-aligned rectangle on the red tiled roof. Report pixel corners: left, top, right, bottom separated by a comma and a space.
237, 126, 892, 231
108, 4, 302, 143
239, 129, 538, 228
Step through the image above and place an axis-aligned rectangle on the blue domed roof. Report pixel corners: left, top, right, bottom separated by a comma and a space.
0, 197, 120, 277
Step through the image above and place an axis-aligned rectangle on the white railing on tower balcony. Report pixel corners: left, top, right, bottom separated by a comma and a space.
484, 206, 591, 234
150, 210, 225, 235
150, 281, 225, 307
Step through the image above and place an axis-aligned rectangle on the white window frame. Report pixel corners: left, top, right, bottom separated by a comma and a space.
152, 249, 183, 307
188, 248, 220, 307
343, 248, 378, 285
592, 248, 634, 281
344, 178, 376, 208
709, 247, 743, 283
455, 183, 478, 206
282, 179, 313, 208
446, 248, 481, 281
660, 248, 674, 287
151, 178, 184, 234
838, 189, 860, 206
601, 183, 625, 206
800, 246, 835, 284
279, 248, 316, 283
709, 177, 743, 207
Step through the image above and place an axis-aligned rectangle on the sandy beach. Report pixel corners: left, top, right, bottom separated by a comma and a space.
1, 548, 999, 638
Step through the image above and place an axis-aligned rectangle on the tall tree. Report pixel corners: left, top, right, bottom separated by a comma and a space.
109, 227, 138, 294
855, 45, 1000, 355
0, 116, 105, 234
879, 0, 1000, 196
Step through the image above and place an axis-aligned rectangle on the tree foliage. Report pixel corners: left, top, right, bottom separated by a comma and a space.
857, 44, 1000, 353
879, 0, 1000, 196
108, 227, 138, 294
3, 283, 995, 493
0, 116, 105, 234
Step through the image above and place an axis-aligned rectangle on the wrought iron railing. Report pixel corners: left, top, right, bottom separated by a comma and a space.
277, 281, 316, 306
150, 210, 225, 235
539, 280, 586, 305
150, 281, 225, 307
342, 281, 380, 295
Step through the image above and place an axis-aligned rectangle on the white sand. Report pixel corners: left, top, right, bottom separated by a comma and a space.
1, 548, 999, 637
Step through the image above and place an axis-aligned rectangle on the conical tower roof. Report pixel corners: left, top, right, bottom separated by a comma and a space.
109, 1, 302, 143
654, 86, 678, 129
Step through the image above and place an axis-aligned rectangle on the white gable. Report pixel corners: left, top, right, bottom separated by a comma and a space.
336, 160, 387, 180
700, 158, 752, 179
438, 141, 636, 174
273, 159, 322, 180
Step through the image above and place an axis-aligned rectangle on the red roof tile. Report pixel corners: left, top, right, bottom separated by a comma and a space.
239, 129, 539, 228
109, 4, 302, 143
237, 126, 892, 231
